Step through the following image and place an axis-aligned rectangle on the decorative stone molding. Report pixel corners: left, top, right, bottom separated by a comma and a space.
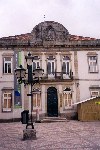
87, 52, 98, 56
2, 53, 14, 56
45, 52, 57, 55
31, 21, 69, 46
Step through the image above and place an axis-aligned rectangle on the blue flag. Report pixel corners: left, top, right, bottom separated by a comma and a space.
15, 91, 20, 96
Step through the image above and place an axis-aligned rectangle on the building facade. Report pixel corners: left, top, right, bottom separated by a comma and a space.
0, 21, 100, 120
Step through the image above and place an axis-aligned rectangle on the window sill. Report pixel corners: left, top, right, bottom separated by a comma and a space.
2, 111, 12, 113
89, 71, 99, 73
64, 106, 73, 110
2, 109, 12, 112
3, 73, 13, 75
33, 107, 41, 109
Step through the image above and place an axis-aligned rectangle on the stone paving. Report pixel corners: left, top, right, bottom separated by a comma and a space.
0, 121, 100, 150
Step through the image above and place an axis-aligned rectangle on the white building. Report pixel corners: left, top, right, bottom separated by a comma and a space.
0, 21, 100, 121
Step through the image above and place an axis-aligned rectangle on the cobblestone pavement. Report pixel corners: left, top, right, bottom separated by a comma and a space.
0, 121, 100, 150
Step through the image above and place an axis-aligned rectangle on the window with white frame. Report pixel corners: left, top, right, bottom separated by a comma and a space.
88, 56, 98, 73
33, 93, 41, 109
62, 56, 71, 79
47, 56, 55, 75
63, 88, 72, 109
32, 56, 40, 71
91, 91, 99, 98
62, 56, 70, 75
2, 92, 12, 112
3, 57, 12, 74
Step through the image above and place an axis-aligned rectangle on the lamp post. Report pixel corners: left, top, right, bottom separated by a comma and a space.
15, 52, 44, 130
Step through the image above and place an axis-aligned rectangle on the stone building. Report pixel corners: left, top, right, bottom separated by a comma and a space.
0, 21, 100, 121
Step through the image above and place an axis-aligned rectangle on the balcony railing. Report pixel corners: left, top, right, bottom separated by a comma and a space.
42, 71, 73, 80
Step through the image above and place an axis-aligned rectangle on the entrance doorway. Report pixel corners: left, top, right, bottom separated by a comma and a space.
47, 87, 58, 117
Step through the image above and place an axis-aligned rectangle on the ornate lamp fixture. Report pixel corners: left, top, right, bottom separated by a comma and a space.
15, 52, 44, 130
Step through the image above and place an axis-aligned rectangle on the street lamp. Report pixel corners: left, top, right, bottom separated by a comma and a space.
15, 52, 44, 130
15, 65, 26, 83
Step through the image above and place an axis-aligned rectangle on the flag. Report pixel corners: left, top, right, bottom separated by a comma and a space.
15, 91, 20, 96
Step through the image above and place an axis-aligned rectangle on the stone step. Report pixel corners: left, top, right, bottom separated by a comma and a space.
41, 117, 69, 123
44, 117, 66, 120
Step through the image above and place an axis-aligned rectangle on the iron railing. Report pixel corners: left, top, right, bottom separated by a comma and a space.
42, 71, 73, 80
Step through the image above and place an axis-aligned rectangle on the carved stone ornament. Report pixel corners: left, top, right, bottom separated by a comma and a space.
31, 21, 69, 46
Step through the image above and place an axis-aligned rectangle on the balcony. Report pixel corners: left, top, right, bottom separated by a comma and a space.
42, 71, 73, 82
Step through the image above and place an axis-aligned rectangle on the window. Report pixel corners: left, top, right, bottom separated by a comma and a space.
63, 88, 72, 109
32, 56, 40, 71
89, 86, 100, 98
62, 56, 70, 79
3, 92, 12, 112
47, 62, 54, 74
88, 56, 98, 73
91, 91, 99, 98
64, 93, 72, 108
47, 56, 55, 77
3, 57, 12, 74
33, 93, 41, 109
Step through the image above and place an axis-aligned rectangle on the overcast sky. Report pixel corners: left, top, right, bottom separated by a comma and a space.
0, 0, 100, 38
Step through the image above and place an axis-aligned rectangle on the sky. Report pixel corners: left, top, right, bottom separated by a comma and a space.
0, 0, 100, 39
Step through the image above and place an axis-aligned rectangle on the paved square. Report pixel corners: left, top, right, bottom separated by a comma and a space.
0, 121, 100, 150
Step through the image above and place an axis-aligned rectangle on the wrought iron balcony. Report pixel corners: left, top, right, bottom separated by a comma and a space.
42, 71, 73, 81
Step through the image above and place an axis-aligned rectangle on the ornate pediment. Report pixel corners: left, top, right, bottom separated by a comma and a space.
30, 21, 70, 46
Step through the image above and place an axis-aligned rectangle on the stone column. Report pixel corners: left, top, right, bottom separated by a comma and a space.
74, 51, 80, 102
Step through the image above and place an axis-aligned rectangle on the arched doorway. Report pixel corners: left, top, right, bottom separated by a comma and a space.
47, 87, 58, 117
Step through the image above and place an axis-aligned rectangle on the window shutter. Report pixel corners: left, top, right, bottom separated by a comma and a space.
52, 62, 54, 74
88, 57, 91, 72
47, 62, 51, 74
3, 58, 4, 73
67, 62, 69, 74
33, 62, 36, 71
37, 62, 39, 68
8, 63, 11, 73
62, 62, 66, 73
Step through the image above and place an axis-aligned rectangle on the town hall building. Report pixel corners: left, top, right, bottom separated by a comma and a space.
0, 21, 100, 121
